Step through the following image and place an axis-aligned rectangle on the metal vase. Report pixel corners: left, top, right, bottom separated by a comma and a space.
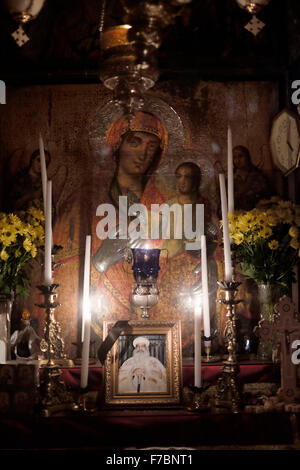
258, 283, 276, 321
0, 293, 14, 363
257, 283, 277, 361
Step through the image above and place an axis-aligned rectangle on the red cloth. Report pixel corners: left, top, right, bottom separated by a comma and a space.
0, 364, 286, 450
60, 363, 279, 390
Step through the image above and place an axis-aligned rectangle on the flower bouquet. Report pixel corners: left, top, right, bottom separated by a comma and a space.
228, 196, 300, 296
228, 196, 300, 360
0, 207, 44, 297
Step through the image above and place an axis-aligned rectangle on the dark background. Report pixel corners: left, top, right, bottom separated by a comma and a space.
0, 0, 299, 92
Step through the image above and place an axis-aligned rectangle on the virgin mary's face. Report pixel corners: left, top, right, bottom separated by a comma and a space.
118, 131, 161, 176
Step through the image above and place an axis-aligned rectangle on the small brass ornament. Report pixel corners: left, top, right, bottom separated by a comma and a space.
4, 0, 46, 47
235, 0, 271, 36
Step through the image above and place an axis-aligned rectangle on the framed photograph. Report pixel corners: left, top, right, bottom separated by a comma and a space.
103, 320, 182, 407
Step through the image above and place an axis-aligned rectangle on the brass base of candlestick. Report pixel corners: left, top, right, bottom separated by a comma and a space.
55, 358, 74, 367
38, 356, 74, 367
201, 355, 222, 363
213, 281, 243, 414
183, 384, 212, 412
214, 360, 242, 413
38, 363, 79, 417
77, 389, 99, 413
36, 284, 78, 417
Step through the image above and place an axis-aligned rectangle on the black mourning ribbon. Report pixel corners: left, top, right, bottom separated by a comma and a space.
97, 320, 131, 364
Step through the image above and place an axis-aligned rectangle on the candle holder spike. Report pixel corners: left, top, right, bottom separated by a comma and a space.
203, 336, 212, 362
36, 284, 78, 417
213, 280, 243, 413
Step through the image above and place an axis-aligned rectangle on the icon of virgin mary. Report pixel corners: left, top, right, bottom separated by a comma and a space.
92, 111, 168, 274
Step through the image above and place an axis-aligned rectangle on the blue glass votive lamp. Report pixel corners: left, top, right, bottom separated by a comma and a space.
131, 248, 161, 284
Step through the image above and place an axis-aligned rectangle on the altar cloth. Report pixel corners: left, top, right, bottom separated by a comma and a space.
59, 362, 280, 390
0, 362, 296, 450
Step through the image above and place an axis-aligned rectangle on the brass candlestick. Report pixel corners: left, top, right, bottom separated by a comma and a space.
214, 281, 242, 413
39, 245, 73, 367
36, 284, 78, 417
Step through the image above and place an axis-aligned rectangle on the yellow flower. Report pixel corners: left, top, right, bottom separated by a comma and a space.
278, 200, 293, 210
0, 214, 8, 227
0, 235, 10, 246
259, 227, 272, 239
280, 209, 293, 224
255, 212, 267, 227
269, 214, 280, 225
232, 232, 244, 245
28, 207, 44, 221
268, 239, 279, 250
24, 224, 35, 238
32, 225, 44, 245
238, 216, 253, 233
246, 232, 259, 243
23, 238, 32, 252
15, 249, 21, 258
251, 232, 260, 242
265, 214, 277, 227
229, 219, 238, 236
30, 245, 37, 258
0, 249, 9, 261
290, 238, 299, 250
16, 225, 25, 236
0, 229, 17, 246
8, 214, 22, 228
289, 225, 299, 238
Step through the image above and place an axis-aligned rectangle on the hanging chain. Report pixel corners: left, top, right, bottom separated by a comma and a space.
98, 0, 107, 33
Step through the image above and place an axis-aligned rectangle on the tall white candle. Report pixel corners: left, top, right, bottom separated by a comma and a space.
81, 235, 91, 389
219, 174, 232, 282
44, 180, 52, 286
39, 133, 47, 215
227, 126, 234, 215
201, 235, 211, 346
194, 294, 202, 388
0, 340, 5, 364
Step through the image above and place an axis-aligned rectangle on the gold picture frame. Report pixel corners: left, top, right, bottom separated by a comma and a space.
103, 320, 182, 407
